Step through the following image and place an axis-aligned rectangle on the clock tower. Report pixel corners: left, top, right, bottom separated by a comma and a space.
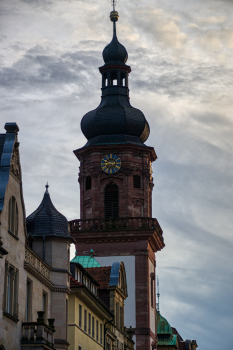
70, 6, 165, 350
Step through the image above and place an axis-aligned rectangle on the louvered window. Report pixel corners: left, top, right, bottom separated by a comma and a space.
104, 183, 119, 218
85, 176, 91, 190
133, 175, 141, 189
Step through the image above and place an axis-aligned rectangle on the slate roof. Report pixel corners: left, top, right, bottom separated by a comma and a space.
26, 185, 74, 240
103, 29, 128, 65
80, 11, 150, 147
0, 123, 19, 213
86, 266, 112, 289
81, 95, 150, 147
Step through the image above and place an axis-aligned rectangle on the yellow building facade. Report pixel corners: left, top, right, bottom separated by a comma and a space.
68, 274, 115, 350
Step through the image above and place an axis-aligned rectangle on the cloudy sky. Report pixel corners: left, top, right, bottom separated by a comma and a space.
1, 0, 233, 348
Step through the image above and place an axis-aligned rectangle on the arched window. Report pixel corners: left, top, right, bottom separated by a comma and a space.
8, 196, 18, 235
111, 71, 117, 86
104, 183, 119, 218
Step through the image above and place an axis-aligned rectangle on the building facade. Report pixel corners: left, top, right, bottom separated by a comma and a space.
68, 270, 112, 350
69, 8, 165, 350
69, 259, 134, 350
0, 123, 72, 350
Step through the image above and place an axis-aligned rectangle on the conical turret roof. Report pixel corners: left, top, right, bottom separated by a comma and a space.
26, 184, 72, 239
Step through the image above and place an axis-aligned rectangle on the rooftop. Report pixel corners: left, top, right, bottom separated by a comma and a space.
26, 184, 74, 240
86, 266, 112, 289
71, 250, 101, 268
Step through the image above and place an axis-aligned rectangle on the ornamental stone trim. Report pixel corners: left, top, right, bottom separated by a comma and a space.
25, 246, 51, 281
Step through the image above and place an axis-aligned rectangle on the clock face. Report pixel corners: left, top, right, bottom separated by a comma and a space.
101, 154, 121, 174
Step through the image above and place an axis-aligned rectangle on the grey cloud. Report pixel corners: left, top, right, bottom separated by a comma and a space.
20, 0, 53, 8
0, 46, 102, 95
129, 52, 233, 100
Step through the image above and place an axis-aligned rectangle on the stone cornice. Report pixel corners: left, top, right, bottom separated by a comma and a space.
74, 143, 157, 162
71, 228, 164, 253
52, 286, 71, 294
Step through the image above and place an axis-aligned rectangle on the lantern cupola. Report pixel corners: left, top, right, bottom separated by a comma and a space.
80, 8, 150, 147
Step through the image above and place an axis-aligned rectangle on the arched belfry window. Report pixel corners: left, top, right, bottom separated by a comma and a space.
104, 183, 119, 218
8, 196, 18, 235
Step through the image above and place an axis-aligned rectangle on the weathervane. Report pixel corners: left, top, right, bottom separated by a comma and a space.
108, 0, 120, 11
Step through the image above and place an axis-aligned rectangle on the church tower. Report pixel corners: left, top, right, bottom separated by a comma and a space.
70, 4, 165, 350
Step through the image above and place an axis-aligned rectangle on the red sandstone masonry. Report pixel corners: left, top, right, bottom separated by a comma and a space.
71, 143, 165, 350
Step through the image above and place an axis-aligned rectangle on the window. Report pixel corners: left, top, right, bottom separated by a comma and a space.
42, 291, 48, 321
78, 346, 82, 350
104, 183, 119, 218
149, 191, 152, 217
84, 277, 90, 288
85, 175, 92, 190
92, 316, 95, 338
91, 284, 97, 295
79, 304, 82, 327
4, 262, 19, 318
116, 302, 119, 328
66, 299, 68, 339
120, 307, 124, 330
100, 323, 103, 344
67, 249, 70, 273
133, 175, 141, 189
96, 320, 99, 341
77, 270, 82, 282
88, 313, 91, 335
150, 273, 155, 308
84, 309, 87, 332
26, 280, 32, 321
8, 196, 18, 235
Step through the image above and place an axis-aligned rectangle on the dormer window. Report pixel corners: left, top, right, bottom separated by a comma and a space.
91, 284, 97, 295
75, 269, 82, 283
8, 196, 18, 236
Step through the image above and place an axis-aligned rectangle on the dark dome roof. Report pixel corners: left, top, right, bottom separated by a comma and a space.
103, 36, 128, 65
26, 186, 72, 239
81, 94, 150, 146
79, 10, 150, 147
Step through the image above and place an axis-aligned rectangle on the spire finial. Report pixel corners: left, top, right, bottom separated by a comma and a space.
45, 182, 49, 193
108, 0, 119, 12
156, 276, 160, 312
108, 0, 119, 37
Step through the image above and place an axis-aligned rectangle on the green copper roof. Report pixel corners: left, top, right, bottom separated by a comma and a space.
157, 311, 178, 348
71, 252, 101, 268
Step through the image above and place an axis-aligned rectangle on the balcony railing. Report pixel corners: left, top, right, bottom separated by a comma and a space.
21, 311, 55, 349
25, 246, 51, 281
69, 217, 163, 236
